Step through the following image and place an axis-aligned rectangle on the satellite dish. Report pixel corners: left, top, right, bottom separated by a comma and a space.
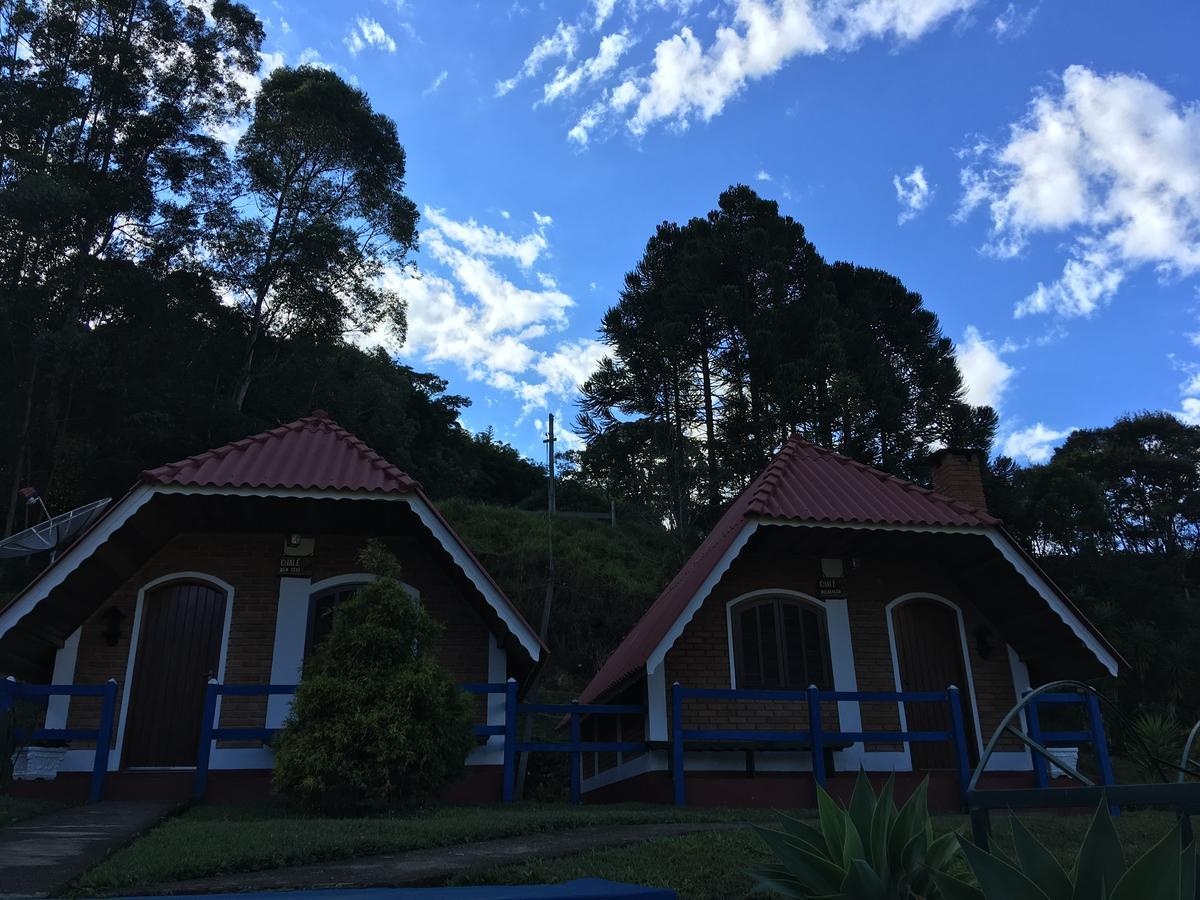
0, 497, 111, 560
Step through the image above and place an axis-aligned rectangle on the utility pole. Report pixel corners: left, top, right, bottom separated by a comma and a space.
515, 414, 557, 798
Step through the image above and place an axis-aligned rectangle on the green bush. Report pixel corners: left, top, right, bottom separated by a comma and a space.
749, 772, 961, 898
272, 542, 477, 812
934, 800, 1197, 899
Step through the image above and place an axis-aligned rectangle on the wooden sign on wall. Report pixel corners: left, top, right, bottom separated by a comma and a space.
817, 576, 845, 598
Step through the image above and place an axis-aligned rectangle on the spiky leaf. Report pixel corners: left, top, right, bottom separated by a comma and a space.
930, 869, 988, 900
1009, 813, 1072, 900
1071, 799, 1126, 900
848, 770, 878, 845
817, 782, 849, 861
958, 835, 1051, 900
1108, 820, 1181, 900
753, 826, 845, 895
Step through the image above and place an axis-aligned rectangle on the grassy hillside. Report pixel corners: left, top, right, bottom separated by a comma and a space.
439, 499, 688, 692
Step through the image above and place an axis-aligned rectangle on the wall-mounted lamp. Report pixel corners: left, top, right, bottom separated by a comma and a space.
100, 606, 125, 647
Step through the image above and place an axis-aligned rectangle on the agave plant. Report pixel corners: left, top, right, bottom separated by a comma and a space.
750, 771, 961, 898
931, 800, 1197, 900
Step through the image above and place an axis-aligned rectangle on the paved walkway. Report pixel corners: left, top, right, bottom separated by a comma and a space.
0, 801, 173, 899
110, 823, 744, 897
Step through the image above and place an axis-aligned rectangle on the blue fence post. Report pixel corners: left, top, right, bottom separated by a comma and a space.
671, 682, 685, 807
1085, 691, 1118, 815
947, 685, 971, 811
193, 679, 219, 802
90, 679, 118, 803
569, 700, 582, 805
1023, 688, 1049, 789
807, 684, 825, 790
0, 676, 12, 715
502, 678, 517, 804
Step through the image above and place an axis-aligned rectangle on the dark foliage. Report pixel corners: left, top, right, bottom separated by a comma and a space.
576, 185, 996, 536
273, 542, 476, 812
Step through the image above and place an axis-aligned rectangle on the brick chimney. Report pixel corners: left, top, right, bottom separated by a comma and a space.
930, 448, 987, 512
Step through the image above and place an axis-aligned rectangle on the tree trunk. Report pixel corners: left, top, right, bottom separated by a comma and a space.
700, 348, 718, 510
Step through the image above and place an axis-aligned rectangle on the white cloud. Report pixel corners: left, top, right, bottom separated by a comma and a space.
991, 3, 1037, 40
592, 0, 619, 30
344, 17, 397, 56
893, 164, 932, 224
362, 209, 600, 416
756, 169, 772, 182
624, 0, 973, 136
423, 70, 449, 95
957, 65, 1200, 318
422, 207, 549, 269
510, 0, 974, 143
497, 20, 579, 96
1002, 423, 1074, 464
955, 326, 1014, 408
543, 31, 633, 104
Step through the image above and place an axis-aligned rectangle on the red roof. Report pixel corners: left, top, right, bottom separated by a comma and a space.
142, 411, 420, 495
578, 435, 1001, 704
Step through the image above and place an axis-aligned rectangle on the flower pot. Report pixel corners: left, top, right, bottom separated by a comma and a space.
1047, 746, 1080, 779
11, 746, 68, 781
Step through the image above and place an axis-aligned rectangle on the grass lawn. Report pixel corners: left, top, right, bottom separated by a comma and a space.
74, 802, 773, 894
75, 800, 1184, 898
454, 810, 1183, 900
0, 795, 64, 828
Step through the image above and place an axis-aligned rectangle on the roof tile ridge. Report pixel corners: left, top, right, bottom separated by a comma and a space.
146, 418, 305, 477
746, 436, 804, 513
319, 417, 417, 486
789, 437, 996, 520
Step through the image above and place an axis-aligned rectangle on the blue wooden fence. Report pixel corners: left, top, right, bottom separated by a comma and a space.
1, 676, 118, 803
669, 683, 972, 808
1023, 688, 1115, 795
506, 697, 647, 805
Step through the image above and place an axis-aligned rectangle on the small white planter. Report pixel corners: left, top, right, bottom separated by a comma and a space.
1047, 746, 1080, 779
11, 746, 68, 781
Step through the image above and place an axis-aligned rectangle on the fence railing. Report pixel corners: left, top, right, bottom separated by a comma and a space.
1023, 688, 1115, 789
670, 683, 972, 808
509, 698, 647, 804
1, 676, 118, 803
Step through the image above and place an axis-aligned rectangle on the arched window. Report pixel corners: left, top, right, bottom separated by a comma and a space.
731, 596, 831, 689
305, 583, 367, 656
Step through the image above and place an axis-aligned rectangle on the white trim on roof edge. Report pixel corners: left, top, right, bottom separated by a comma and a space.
0, 483, 541, 665
646, 522, 759, 674
0, 485, 155, 642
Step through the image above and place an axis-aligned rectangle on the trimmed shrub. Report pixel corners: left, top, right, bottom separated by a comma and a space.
273, 542, 476, 812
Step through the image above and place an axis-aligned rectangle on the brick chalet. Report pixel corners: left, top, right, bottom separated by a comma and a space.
576, 438, 1122, 805
0, 412, 544, 802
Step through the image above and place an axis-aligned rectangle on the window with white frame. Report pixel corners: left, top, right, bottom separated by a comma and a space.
731, 596, 831, 689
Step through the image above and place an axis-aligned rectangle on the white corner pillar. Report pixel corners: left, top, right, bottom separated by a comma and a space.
44, 627, 81, 729
487, 634, 507, 737
647, 662, 668, 742
266, 577, 311, 728
823, 596, 865, 770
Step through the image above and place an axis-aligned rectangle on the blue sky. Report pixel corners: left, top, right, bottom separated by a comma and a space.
249, 0, 1200, 465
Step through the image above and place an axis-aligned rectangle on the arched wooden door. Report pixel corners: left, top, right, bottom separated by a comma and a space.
891, 598, 977, 770
123, 581, 227, 768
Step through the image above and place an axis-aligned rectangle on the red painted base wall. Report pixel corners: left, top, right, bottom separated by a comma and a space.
8, 765, 506, 806
584, 770, 1036, 811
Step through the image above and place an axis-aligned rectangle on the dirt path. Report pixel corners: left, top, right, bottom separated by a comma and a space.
103, 822, 745, 897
